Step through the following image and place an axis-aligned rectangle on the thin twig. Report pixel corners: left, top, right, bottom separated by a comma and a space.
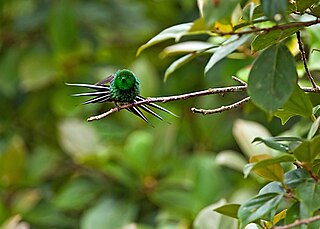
214, 19, 320, 36
87, 85, 320, 122
232, 76, 247, 85
191, 97, 250, 115
296, 31, 320, 91
274, 215, 320, 229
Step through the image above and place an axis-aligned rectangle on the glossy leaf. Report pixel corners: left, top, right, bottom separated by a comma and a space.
295, 179, 320, 213
164, 53, 197, 80
238, 192, 283, 227
284, 168, 310, 189
252, 137, 289, 152
205, 34, 251, 74
259, 181, 285, 195
251, 26, 302, 52
81, 198, 137, 229
261, 0, 287, 22
214, 203, 240, 219
296, 0, 317, 12
274, 86, 313, 124
244, 154, 294, 181
137, 23, 193, 56
203, 0, 240, 26
248, 44, 297, 114
307, 116, 320, 140
160, 41, 215, 58
293, 135, 320, 163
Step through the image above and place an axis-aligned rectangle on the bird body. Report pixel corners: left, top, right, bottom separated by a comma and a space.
67, 69, 177, 124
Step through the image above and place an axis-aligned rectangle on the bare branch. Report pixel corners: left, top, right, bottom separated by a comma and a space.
87, 84, 320, 122
214, 19, 320, 36
274, 215, 320, 229
191, 97, 250, 115
296, 31, 320, 91
232, 76, 247, 85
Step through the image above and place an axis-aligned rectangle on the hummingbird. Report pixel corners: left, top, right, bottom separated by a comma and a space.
67, 69, 177, 125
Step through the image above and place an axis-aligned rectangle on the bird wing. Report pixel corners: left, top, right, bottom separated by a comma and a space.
95, 73, 115, 86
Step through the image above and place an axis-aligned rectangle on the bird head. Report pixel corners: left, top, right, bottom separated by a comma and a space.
113, 69, 140, 90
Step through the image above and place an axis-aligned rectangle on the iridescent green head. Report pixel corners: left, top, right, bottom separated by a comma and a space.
110, 69, 140, 102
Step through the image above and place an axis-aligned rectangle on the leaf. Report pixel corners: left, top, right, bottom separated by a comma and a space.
194, 200, 238, 229
238, 192, 284, 227
53, 178, 101, 211
307, 116, 320, 140
48, 1, 78, 54
203, 0, 240, 26
259, 181, 285, 195
252, 137, 289, 152
293, 135, 320, 163
160, 41, 215, 58
214, 204, 240, 219
0, 136, 26, 186
265, 209, 287, 228
251, 26, 302, 52
216, 150, 247, 172
164, 53, 197, 80
204, 34, 252, 74
136, 23, 193, 56
247, 44, 297, 114
296, 0, 317, 12
274, 85, 313, 124
284, 168, 310, 189
80, 198, 137, 229
295, 179, 320, 213
58, 119, 103, 161
310, 4, 320, 17
261, 0, 287, 22
244, 154, 294, 181
233, 119, 272, 157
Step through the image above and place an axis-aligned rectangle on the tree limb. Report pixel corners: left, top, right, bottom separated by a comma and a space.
87, 85, 320, 122
274, 215, 320, 229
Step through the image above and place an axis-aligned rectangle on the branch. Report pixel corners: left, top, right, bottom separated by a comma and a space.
296, 31, 320, 91
191, 97, 250, 115
214, 19, 320, 36
87, 85, 320, 122
274, 215, 320, 229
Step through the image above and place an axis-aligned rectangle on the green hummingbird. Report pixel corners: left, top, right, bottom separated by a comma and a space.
67, 69, 177, 124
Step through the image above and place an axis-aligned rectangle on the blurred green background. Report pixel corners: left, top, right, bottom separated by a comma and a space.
0, 0, 291, 228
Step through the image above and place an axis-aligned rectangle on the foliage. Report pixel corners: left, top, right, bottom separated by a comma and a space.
1, 0, 320, 229
138, 0, 320, 228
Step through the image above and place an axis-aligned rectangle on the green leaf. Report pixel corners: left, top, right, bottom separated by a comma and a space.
259, 181, 285, 195
214, 204, 240, 219
295, 179, 320, 213
80, 198, 137, 229
205, 34, 252, 74
310, 4, 320, 17
216, 150, 247, 172
0, 136, 26, 186
284, 168, 310, 189
261, 0, 287, 22
136, 23, 193, 56
164, 53, 197, 80
244, 154, 294, 181
160, 41, 215, 58
194, 200, 238, 229
274, 86, 313, 124
48, 1, 78, 54
53, 178, 101, 211
203, 0, 240, 26
296, 0, 318, 12
238, 192, 284, 227
251, 26, 302, 52
252, 137, 289, 152
307, 116, 320, 140
123, 130, 153, 175
293, 135, 320, 163
248, 44, 297, 114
